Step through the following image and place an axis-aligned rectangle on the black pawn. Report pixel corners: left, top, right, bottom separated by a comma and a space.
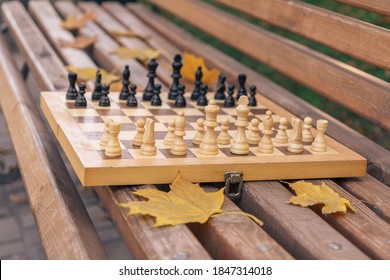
214, 73, 226, 100
66, 72, 78, 100
143, 58, 158, 101
191, 66, 203, 100
119, 65, 131, 100
75, 83, 87, 107
237, 74, 247, 100
224, 83, 235, 107
150, 83, 162, 106
99, 84, 111, 107
249, 85, 257, 107
168, 54, 182, 100
126, 84, 138, 107
92, 70, 102, 100
197, 84, 208, 106
175, 84, 186, 107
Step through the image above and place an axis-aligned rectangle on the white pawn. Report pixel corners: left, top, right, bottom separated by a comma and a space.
141, 118, 157, 156
258, 110, 274, 153
217, 117, 231, 145
100, 119, 112, 149
133, 119, 145, 147
248, 118, 261, 145
275, 117, 288, 144
199, 100, 220, 155
311, 119, 328, 153
288, 117, 303, 153
303, 117, 314, 143
193, 118, 205, 145
230, 96, 250, 155
105, 121, 122, 157
164, 118, 176, 146
170, 111, 187, 156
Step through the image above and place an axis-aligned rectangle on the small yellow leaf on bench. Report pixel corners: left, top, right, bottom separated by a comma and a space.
287, 180, 356, 214
58, 35, 98, 50
109, 30, 150, 41
61, 11, 96, 30
182, 51, 219, 85
109, 47, 160, 63
65, 66, 120, 85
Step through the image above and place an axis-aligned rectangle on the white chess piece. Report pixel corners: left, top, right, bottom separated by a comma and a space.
288, 117, 303, 153
193, 118, 205, 145
163, 118, 176, 146
275, 117, 288, 144
303, 116, 314, 142
170, 111, 187, 156
311, 119, 328, 152
100, 119, 112, 149
258, 110, 274, 154
141, 118, 157, 156
217, 117, 231, 145
248, 118, 261, 145
133, 119, 145, 147
199, 100, 220, 155
105, 121, 122, 157
230, 96, 250, 155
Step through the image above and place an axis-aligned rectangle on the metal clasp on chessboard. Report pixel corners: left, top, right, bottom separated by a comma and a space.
224, 171, 243, 200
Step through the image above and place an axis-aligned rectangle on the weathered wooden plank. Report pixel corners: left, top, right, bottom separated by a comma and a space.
2, 1, 68, 91
0, 32, 107, 259
96, 185, 211, 260
337, 0, 390, 16
129, 4, 390, 186
150, 0, 390, 131
54, 1, 149, 89
239, 181, 369, 259
217, 0, 390, 71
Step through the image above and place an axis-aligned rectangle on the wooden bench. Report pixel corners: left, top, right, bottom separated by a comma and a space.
0, 0, 389, 259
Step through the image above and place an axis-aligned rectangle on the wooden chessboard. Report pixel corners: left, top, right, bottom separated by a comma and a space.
40, 91, 366, 186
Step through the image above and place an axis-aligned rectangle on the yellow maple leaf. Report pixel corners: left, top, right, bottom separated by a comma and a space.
109, 29, 150, 41
181, 51, 219, 85
61, 11, 96, 31
287, 180, 356, 214
65, 66, 120, 85
109, 47, 160, 63
58, 35, 98, 49
119, 172, 263, 227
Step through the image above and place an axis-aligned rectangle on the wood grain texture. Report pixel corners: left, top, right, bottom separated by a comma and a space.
150, 0, 390, 131
239, 181, 369, 259
0, 33, 107, 259
1, 1, 68, 91
337, 0, 390, 16
95, 185, 211, 260
128, 4, 390, 185
189, 186, 293, 259
217, 0, 390, 70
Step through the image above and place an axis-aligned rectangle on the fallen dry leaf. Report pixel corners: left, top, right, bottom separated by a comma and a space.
109, 47, 160, 63
65, 66, 120, 85
109, 29, 150, 41
287, 180, 356, 214
61, 11, 96, 30
181, 51, 219, 85
58, 35, 98, 49
119, 172, 263, 227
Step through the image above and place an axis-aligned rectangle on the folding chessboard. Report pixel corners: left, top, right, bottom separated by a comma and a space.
40, 91, 366, 186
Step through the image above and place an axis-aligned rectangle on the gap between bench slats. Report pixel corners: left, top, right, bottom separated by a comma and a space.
217, 0, 390, 71
337, 0, 390, 16
150, 0, 390, 131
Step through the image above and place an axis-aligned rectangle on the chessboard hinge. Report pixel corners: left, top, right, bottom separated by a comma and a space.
224, 171, 243, 200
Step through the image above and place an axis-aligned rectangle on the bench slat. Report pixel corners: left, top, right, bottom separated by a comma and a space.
240, 181, 369, 259
217, 0, 390, 71
129, 4, 390, 186
150, 0, 390, 131
337, 0, 390, 16
0, 32, 107, 259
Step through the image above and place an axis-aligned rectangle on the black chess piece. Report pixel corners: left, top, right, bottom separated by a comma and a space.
175, 84, 186, 107
150, 83, 162, 106
248, 85, 257, 107
143, 58, 158, 101
168, 54, 182, 100
197, 84, 208, 106
190, 66, 203, 100
224, 83, 235, 107
66, 72, 78, 100
237, 74, 247, 100
99, 84, 111, 107
75, 83, 87, 107
91, 70, 102, 100
119, 65, 131, 100
214, 73, 226, 100
127, 84, 138, 107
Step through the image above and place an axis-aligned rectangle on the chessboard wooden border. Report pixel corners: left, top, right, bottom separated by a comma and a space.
41, 91, 366, 186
